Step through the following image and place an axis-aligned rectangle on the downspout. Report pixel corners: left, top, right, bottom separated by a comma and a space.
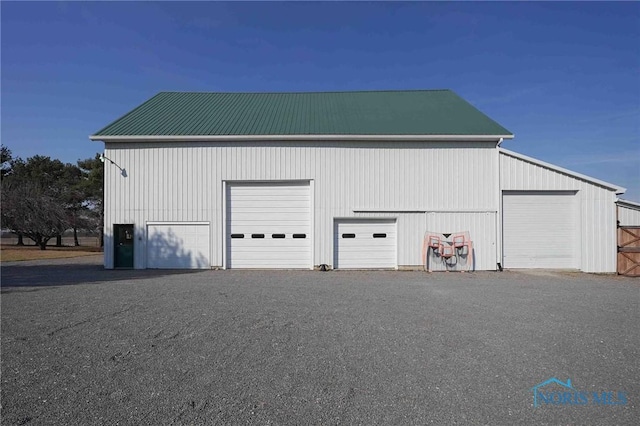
496, 138, 504, 271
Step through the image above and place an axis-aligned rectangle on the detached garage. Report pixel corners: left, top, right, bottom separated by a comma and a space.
616, 199, 640, 276
91, 90, 627, 273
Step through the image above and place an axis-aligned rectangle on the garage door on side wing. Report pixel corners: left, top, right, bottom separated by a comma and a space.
334, 219, 397, 269
502, 191, 579, 269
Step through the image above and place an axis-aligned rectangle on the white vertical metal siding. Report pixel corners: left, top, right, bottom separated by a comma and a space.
426, 211, 497, 271
103, 141, 498, 269
147, 223, 210, 269
500, 151, 617, 273
618, 204, 640, 227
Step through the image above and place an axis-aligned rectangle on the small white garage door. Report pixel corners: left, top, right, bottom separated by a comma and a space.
226, 181, 311, 269
334, 219, 397, 269
503, 191, 579, 269
146, 223, 210, 269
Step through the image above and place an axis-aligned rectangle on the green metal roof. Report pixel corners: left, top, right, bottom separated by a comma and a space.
92, 90, 512, 138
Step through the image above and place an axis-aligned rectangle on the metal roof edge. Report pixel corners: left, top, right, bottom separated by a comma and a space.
616, 198, 640, 210
90, 134, 514, 142
91, 92, 165, 136
499, 148, 626, 194
156, 89, 455, 95
449, 89, 514, 137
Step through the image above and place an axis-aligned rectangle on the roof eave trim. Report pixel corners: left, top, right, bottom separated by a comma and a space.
616, 199, 640, 210
499, 148, 626, 194
90, 134, 514, 142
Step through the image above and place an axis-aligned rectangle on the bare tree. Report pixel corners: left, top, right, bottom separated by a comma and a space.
1, 145, 25, 245
1, 180, 68, 250
77, 155, 104, 247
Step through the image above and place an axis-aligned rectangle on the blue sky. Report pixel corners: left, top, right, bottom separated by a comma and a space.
2, 1, 639, 199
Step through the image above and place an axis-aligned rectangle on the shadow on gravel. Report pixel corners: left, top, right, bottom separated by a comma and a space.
0, 263, 205, 290
2, 232, 215, 291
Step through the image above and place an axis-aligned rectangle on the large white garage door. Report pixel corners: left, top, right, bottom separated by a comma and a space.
335, 219, 397, 269
226, 182, 311, 269
147, 223, 210, 269
503, 192, 579, 269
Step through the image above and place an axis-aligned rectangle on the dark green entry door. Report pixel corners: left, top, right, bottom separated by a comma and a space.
114, 224, 134, 268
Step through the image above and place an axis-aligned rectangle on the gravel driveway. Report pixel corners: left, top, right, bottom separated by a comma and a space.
1, 257, 638, 425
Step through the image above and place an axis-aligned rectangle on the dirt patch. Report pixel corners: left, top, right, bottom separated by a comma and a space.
1, 245, 102, 262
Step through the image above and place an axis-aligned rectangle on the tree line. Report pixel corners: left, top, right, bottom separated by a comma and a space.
1, 145, 104, 250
